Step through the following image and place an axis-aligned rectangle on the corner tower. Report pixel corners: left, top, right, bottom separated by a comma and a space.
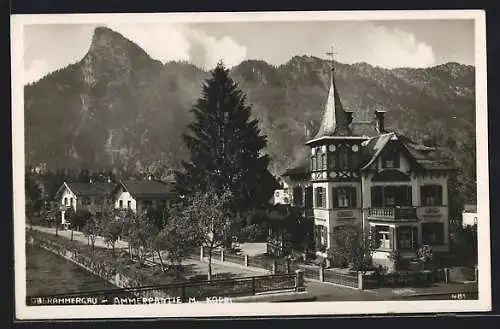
305, 50, 366, 258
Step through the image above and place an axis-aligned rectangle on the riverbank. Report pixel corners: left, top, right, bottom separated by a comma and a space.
26, 244, 117, 296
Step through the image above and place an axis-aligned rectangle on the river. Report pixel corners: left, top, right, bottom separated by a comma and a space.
26, 244, 117, 296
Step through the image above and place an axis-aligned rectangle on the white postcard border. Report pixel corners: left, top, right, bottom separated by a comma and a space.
12, 10, 491, 320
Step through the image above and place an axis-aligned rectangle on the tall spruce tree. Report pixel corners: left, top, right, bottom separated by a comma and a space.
175, 62, 277, 212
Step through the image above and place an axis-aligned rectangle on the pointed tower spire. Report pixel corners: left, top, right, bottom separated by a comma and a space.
312, 47, 352, 139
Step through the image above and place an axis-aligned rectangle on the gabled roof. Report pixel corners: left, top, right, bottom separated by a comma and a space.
55, 181, 115, 199
360, 132, 456, 171
115, 180, 175, 199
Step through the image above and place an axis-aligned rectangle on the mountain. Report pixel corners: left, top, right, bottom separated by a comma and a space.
24, 27, 475, 178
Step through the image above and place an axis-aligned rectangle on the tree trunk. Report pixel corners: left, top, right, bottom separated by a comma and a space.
55, 223, 59, 237
207, 250, 213, 281
71, 229, 74, 241
156, 250, 166, 272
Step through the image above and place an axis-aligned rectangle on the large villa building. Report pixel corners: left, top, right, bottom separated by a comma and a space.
279, 61, 455, 270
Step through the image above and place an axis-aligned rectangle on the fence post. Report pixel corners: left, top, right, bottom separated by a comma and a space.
272, 260, 277, 274
200, 246, 204, 261
286, 259, 291, 274
244, 255, 249, 267
221, 249, 224, 262
319, 265, 324, 282
295, 269, 305, 292
475, 266, 479, 283
444, 268, 449, 284
358, 272, 364, 290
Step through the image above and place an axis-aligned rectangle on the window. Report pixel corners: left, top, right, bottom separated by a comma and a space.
420, 185, 443, 206
378, 231, 391, 249
293, 187, 303, 206
96, 197, 104, 205
311, 156, 316, 171
321, 153, 326, 170
119, 200, 123, 209
374, 225, 393, 249
332, 187, 357, 208
127, 200, 131, 209
328, 153, 336, 169
70, 198, 74, 207
315, 187, 326, 208
338, 149, 349, 170
82, 197, 91, 205
63, 197, 68, 205
397, 226, 418, 250
422, 222, 445, 245
371, 186, 412, 207
381, 149, 400, 168
474, 217, 478, 225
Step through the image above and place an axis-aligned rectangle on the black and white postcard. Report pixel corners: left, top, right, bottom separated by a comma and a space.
11, 10, 491, 320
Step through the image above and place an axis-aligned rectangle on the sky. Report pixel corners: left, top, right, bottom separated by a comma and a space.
23, 19, 475, 84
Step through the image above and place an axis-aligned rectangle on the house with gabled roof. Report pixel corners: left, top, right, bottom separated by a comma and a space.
54, 180, 115, 225
278, 57, 456, 272
111, 176, 175, 214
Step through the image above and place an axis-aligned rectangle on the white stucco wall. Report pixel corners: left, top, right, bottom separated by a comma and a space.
114, 188, 137, 211
462, 212, 478, 228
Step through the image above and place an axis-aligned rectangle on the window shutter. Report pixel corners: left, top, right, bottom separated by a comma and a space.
420, 186, 425, 205
350, 187, 357, 207
331, 188, 338, 208
437, 185, 443, 205
407, 186, 412, 206
322, 188, 327, 208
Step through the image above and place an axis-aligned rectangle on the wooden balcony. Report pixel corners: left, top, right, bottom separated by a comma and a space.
368, 206, 417, 221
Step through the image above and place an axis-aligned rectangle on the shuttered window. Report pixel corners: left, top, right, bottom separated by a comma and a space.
332, 187, 357, 208
371, 186, 412, 207
420, 185, 443, 206
315, 187, 326, 208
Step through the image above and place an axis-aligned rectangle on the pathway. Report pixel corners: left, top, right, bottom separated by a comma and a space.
29, 226, 478, 301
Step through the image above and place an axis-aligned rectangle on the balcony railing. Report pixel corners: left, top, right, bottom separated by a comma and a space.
368, 207, 417, 221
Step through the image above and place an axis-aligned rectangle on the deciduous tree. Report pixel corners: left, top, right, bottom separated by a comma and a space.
183, 189, 234, 280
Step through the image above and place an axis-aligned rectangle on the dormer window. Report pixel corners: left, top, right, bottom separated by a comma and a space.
381, 149, 400, 169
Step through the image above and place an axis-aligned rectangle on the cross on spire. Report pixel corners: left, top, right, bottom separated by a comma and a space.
326, 46, 337, 72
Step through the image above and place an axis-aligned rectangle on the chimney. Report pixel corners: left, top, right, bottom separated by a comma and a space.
375, 110, 386, 134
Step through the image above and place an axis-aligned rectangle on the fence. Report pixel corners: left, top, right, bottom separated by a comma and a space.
323, 269, 359, 289
27, 273, 303, 305
28, 232, 305, 302
199, 247, 360, 289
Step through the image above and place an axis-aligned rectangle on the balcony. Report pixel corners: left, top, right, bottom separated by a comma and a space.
368, 206, 417, 222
